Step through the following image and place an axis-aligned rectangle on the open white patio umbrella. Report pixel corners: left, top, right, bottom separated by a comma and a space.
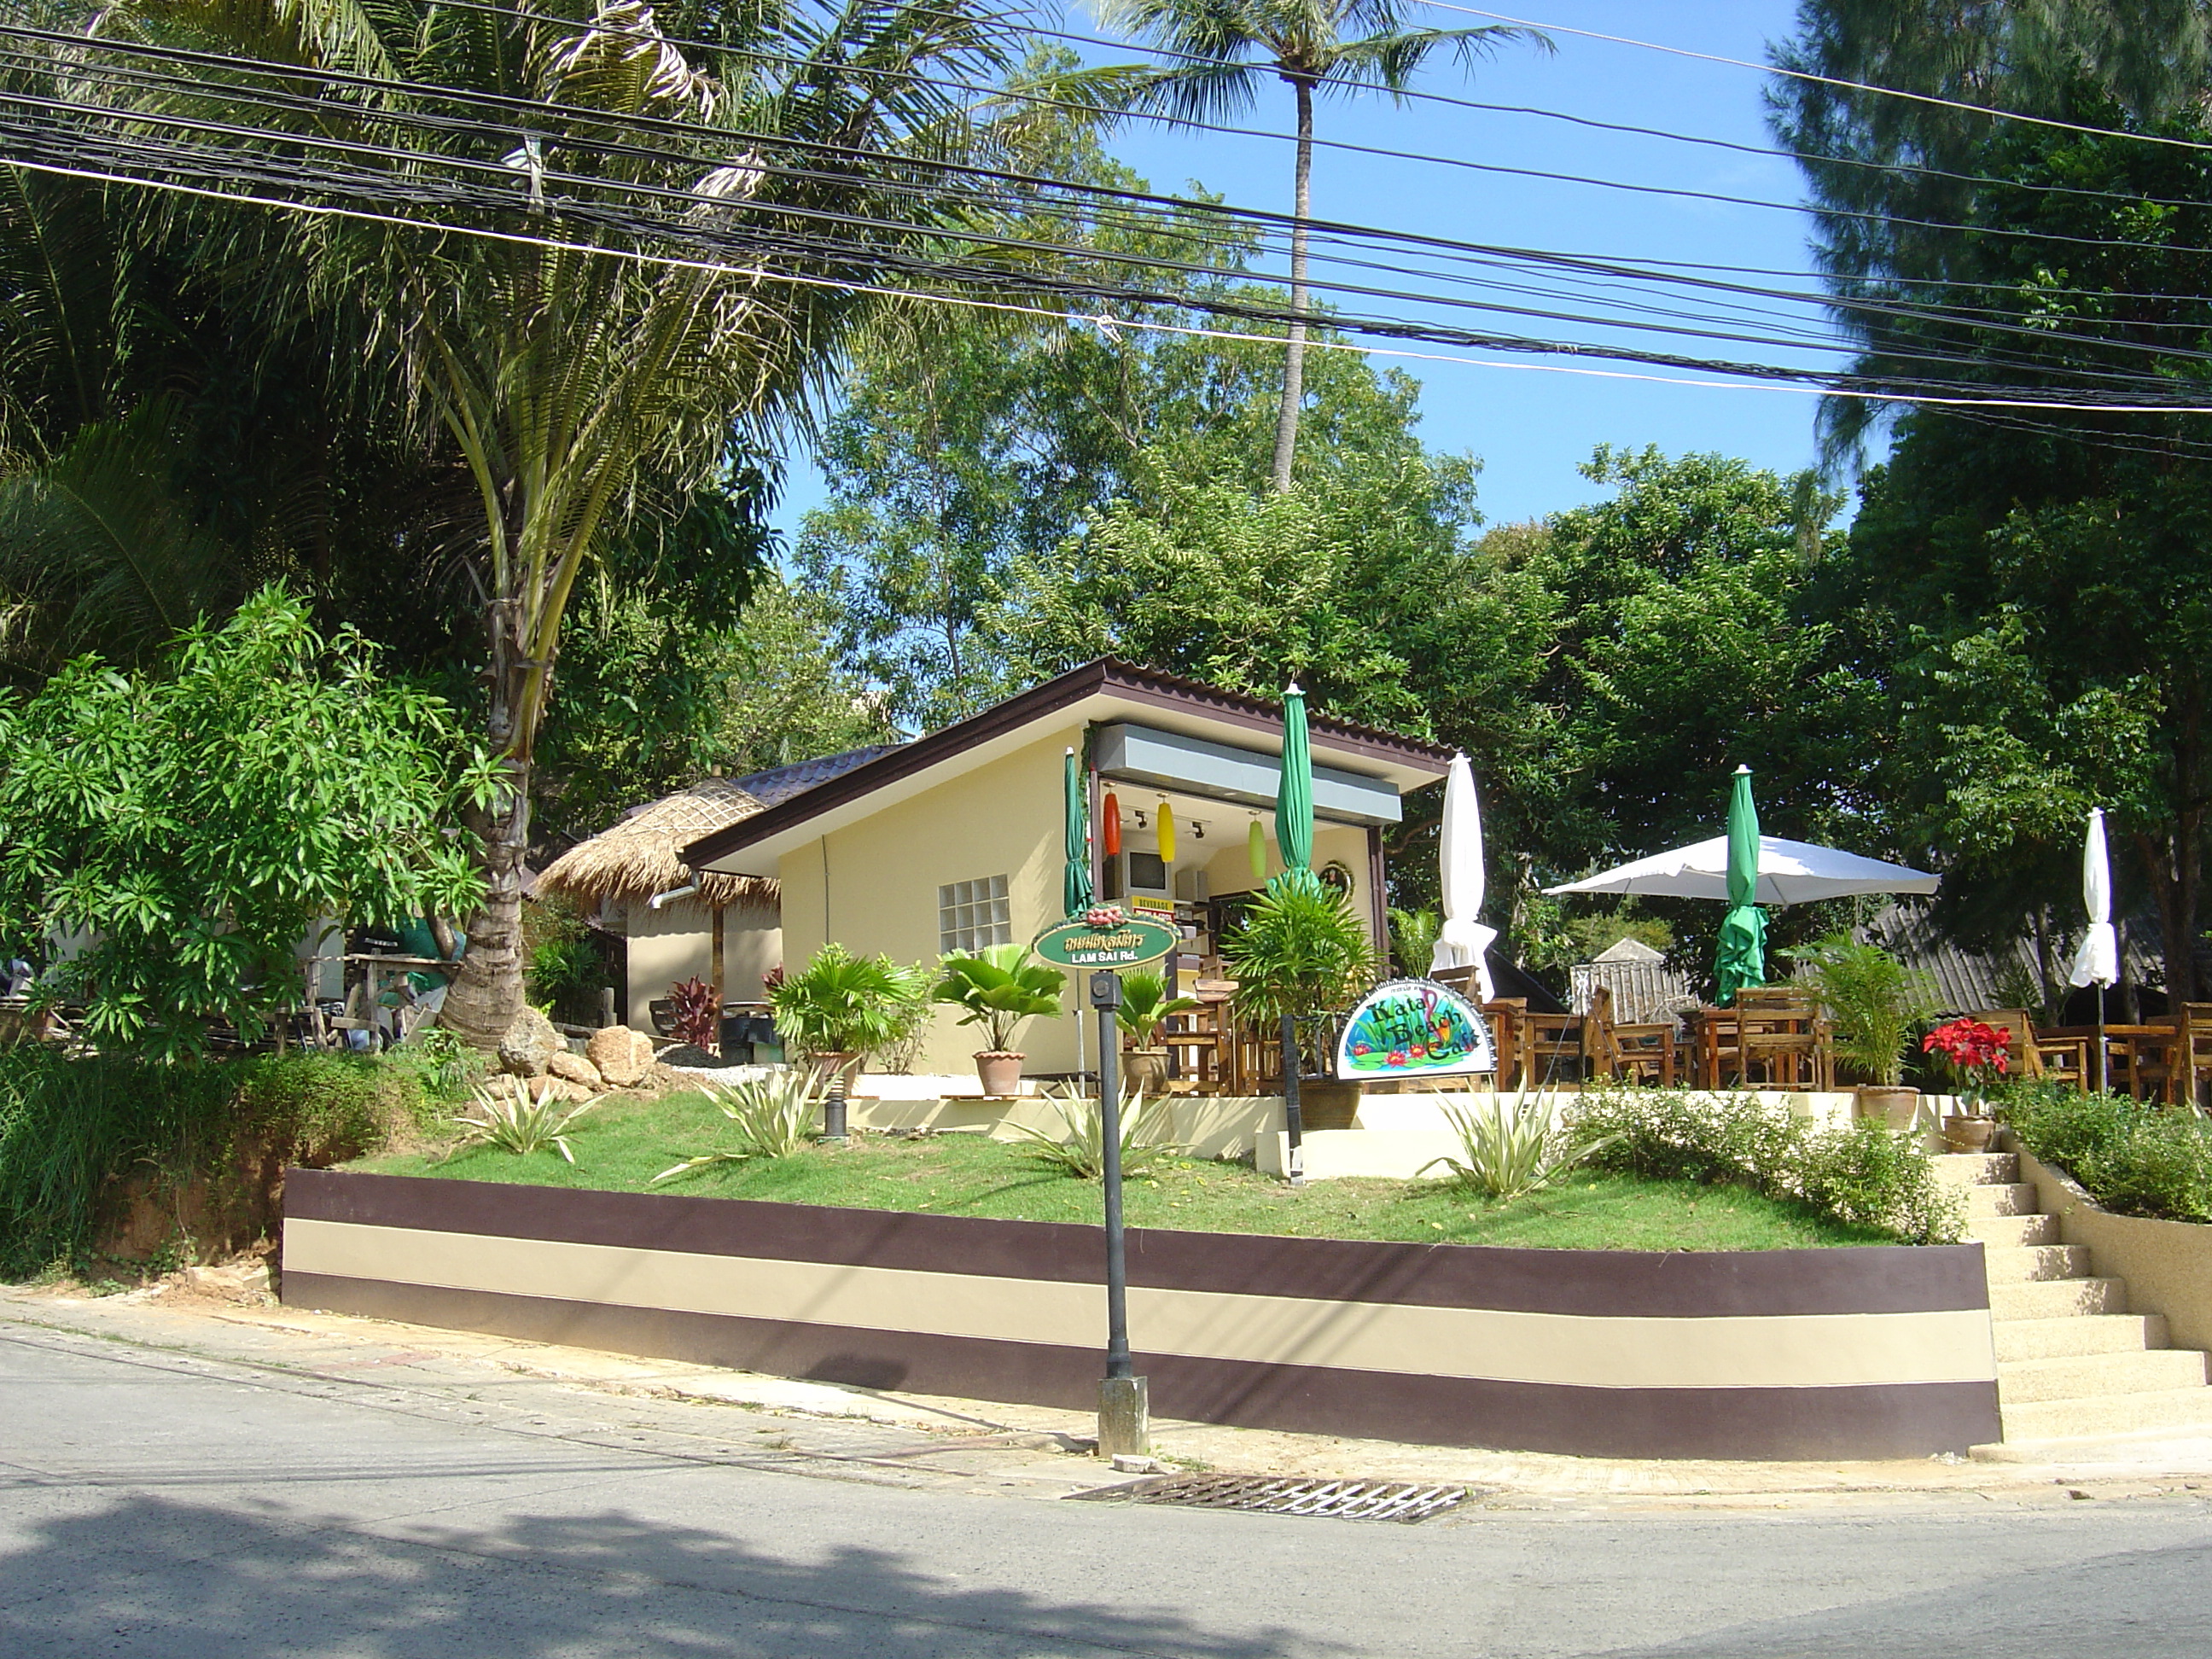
2067, 807, 2119, 1093
1545, 835, 1939, 906
1429, 753, 1498, 998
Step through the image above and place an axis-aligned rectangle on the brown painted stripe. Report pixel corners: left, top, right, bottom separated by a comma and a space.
282, 1272, 2003, 1459
286, 1170, 1989, 1319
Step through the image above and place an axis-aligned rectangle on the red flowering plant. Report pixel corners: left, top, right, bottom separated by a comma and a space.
1922, 1016, 2010, 1114
667, 975, 721, 1051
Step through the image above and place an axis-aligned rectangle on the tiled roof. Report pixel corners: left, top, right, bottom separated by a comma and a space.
735, 745, 906, 807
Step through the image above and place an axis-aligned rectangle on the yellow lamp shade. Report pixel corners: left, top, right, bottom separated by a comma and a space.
1155, 800, 1176, 863
1249, 818, 1267, 880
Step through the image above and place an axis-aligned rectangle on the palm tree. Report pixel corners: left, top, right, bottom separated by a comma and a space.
1079, 0, 1546, 491
92, 0, 1016, 1043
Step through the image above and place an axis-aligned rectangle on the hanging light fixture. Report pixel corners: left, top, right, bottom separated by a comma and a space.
1103, 792, 1121, 857
1156, 801, 1177, 863
1248, 818, 1268, 881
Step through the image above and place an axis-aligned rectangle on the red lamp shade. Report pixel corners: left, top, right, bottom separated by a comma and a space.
1103, 793, 1122, 857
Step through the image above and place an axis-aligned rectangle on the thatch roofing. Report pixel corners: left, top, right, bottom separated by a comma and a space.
538, 777, 778, 911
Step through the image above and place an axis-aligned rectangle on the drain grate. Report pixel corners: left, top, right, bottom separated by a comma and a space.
1067, 1473, 1470, 1522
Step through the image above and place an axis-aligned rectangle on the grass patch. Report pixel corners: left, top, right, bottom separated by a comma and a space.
350, 1091, 1895, 1250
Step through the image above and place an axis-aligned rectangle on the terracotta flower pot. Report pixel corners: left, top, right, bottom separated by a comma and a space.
1855, 1086, 1921, 1131
1123, 1049, 1169, 1095
975, 1051, 1025, 1097
810, 1051, 863, 1091
1941, 1115, 1998, 1154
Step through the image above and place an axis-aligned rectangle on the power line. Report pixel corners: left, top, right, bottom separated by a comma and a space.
20, 20, 2212, 372
1416, 0, 2212, 154
13, 105, 2212, 417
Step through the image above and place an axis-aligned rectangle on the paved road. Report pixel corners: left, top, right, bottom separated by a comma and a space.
4, 1325, 2210, 1657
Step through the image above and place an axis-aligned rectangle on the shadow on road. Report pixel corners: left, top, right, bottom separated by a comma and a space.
0, 1493, 1321, 1658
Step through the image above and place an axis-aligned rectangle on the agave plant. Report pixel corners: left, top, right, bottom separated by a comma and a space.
651, 1069, 825, 1183
1008, 1083, 1178, 1179
450, 1074, 603, 1163
1417, 1091, 1619, 1202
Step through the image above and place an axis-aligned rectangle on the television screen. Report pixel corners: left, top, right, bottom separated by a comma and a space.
1126, 850, 1168, 892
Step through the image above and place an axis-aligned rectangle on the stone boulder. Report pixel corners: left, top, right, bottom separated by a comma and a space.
586, 1025, 658, 1088
529, 1074, 595, 1105
547, 1049, 604, 1091
498, 1007, 563, 1077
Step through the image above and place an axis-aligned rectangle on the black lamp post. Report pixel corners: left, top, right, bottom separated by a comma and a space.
1090, 969, 1148, 1458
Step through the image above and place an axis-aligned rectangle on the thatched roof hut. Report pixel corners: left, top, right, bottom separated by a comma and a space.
538, 777, 778, 911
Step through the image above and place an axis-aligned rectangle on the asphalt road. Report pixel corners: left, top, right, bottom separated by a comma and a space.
4, 1326, 2211, 1658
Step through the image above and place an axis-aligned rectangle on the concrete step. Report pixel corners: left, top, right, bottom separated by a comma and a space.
1935, 1151, 2020, 1187
1990, 1277, 2128, 1321
1997, 1348, 2210, 1404
1968, 1214, 2060, 1248
1994, 1313, 2168, 1362
1982, 1243, 2093, 1283
2001, 1387, 2212, 1442
1966, 1183, 2040, 1218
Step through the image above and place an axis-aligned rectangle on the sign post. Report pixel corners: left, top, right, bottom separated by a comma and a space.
1091, 968, 1147, 1460
1039, 907, 1170, 1462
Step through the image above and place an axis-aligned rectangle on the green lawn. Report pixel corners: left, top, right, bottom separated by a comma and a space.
348, 1091, 1895, 1251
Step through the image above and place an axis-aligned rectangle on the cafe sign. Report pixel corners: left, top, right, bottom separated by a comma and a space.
1033, 906, 1179, 969
1335, 977, 1495, 1080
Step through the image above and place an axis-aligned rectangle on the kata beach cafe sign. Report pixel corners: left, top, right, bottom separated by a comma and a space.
1033, 905, 1180, 969
1336, 977, 1495, 1080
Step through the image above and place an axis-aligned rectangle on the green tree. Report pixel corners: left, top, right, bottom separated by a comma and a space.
1074, 0, 1545, 488
1776, 0, 2212, 1000
96, 0, 1020, 1045
0, 587, 486, 1057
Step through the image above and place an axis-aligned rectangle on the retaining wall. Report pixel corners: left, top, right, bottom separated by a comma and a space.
281, 1168, 2000, 1460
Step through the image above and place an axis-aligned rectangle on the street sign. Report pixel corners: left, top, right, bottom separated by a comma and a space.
1335, 978, 1496, 1080
1033, 908, 1179, 969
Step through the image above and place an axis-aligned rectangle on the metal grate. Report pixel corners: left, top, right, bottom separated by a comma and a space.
1068, 1473, 1470, 1522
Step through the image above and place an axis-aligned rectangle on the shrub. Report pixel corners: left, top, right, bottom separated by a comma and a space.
0, 1048, 420, 1274
771, 944, 917, 1060
1785, 935, 1937, 1086
1418, 1092, 1620, 1202
1999, 1082, 2212, 1222
667, 976, 719, 1050
653, 1071, 824, 1182
449, 1075, 602, 1164
1569, 1088, 1963, 1244
1008, 1084, 1177, 1179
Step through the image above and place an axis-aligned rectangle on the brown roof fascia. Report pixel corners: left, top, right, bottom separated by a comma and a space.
683, 657, 1449, 869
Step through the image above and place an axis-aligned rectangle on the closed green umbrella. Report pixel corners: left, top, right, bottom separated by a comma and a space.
1716, 765, 1767, 1004
1063, 748, 1092, 918
1275, 681, 1314, 882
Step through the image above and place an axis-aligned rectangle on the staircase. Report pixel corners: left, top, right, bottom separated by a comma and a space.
1945, 1150, 2212, 1444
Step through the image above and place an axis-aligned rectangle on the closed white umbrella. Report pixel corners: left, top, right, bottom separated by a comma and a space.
1429, 753, 1497, 998
1545, 835, 1939, 906
2068, 807, 2119, 1093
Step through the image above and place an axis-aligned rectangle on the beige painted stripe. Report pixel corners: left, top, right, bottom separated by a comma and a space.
286, 1220, 1998, 1389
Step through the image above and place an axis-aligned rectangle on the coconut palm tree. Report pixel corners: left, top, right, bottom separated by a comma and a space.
1074, 0, 1545, 492
87, 0, 1016, 1043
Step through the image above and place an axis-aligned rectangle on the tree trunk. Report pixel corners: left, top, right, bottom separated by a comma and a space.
440, 587, 535, 1050
1269, 77, 1315, 495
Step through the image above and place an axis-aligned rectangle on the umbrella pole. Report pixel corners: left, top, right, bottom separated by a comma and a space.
2097, 988, 2108, 1096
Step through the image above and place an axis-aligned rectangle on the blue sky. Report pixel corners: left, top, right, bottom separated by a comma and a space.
774, 0, 1846, 538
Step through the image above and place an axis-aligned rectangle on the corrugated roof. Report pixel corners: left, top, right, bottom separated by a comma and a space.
1861, 902, 2163, 1016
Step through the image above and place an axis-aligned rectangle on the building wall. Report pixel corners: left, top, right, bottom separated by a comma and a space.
777, 725, 1086, 1075
620, 899, 782, 1031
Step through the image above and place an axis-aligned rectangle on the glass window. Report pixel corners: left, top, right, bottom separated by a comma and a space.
939, 874, 1012, 954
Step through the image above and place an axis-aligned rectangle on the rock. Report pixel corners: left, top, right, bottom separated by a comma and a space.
498, 1007, 563, 1077
529, 1074, 594, 1105
587, 1025, 657, 1087
548, 1049, 603, 1090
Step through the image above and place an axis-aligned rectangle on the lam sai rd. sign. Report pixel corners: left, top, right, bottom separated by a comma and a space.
1033, 911, 1179, 969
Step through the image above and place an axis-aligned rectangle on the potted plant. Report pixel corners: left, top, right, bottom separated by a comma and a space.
1223, 875, 1379, 1140
1923, 1016, 2011, 1151
1788, 934, 1936, 1129
1115, 968, 1200, 1094
766, 944, 912, 1100
933, 945, 1068, 1096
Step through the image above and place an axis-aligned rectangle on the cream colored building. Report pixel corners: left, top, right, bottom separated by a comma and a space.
685, 660, 1450, 1078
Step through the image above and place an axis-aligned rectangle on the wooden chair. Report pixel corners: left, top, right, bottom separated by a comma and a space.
1970, 1008, 2093, 1092
1161, 998, 1225, 1093
2129, 1004, 2212, 1109
1722, 989, 1832, 1090
1480, 998, 1528, 1089
1522, 987, 1611, 1086
1610, 1020, 1679, 1086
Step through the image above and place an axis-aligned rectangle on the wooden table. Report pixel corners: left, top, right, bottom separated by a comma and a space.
2040, 1023, 2174, 1098
1687, 1004, 1833, 1090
